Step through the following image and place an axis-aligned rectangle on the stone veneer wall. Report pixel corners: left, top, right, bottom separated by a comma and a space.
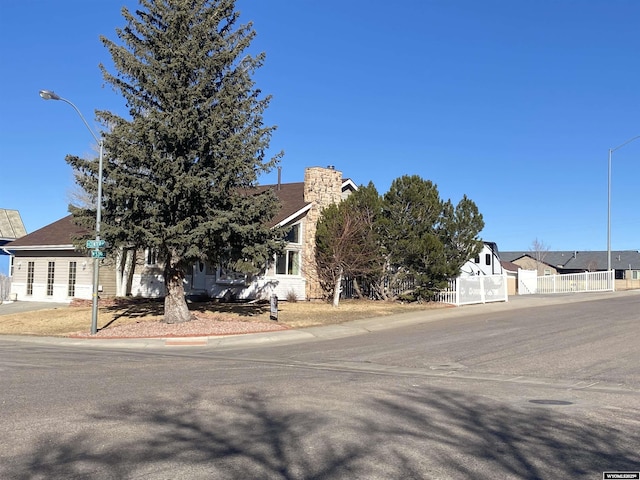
302, 167, 343, 300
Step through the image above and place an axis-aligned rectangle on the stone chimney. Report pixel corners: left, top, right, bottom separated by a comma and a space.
302, 166, 343, 300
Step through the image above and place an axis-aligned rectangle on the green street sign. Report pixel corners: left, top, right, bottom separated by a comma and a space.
91, 250, 106, 259
86, 240, 107, 249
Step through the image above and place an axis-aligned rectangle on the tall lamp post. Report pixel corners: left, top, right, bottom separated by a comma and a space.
607, 134, 640, 272
40, 89, 104, 335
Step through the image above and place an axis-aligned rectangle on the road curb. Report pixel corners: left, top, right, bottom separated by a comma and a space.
2, 290, 639, 349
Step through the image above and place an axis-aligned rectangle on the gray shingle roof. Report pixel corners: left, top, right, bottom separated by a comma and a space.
500, 250, 640, 270
0, 209, 27, 241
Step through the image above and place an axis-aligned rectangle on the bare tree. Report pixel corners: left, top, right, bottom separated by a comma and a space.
316, 202, 381, 307
529, 238, 551, 275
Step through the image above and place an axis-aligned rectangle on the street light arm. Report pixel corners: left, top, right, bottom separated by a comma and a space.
611, 135, 640, 153
39, 89, 101, 145
607, 133, 640, 273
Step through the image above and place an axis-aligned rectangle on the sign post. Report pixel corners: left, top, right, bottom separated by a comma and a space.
270, 295, 278, 321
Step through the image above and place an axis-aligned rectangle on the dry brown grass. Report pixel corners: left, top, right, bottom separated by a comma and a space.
0, 298, 448, 337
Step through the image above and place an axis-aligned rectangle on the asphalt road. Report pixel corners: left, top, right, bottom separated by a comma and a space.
1, 292, 639, 479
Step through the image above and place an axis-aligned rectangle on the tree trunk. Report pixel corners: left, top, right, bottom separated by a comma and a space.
115, 248, 124, 297
163, 254, 193, 324
123, 249, 135, 296
353, 278, 364, 299
332, 267, 343, 307
115, 247, 136, 297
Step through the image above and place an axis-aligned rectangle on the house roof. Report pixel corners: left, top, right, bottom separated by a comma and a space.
500, 260, 520, 273
256, 178, 357, 227
253, 182, 309, 227
4, 183, 308, 251
500, 250, 640, 271
0, 209, 27, 241
4, 215, 87, 251
500, 251, 578, 267
5, 177, 356, 251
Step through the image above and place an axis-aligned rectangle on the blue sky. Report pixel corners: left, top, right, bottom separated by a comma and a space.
1, 0, 639, 275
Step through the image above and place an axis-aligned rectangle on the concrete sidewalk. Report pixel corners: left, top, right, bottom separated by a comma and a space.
1, 290, 638, 350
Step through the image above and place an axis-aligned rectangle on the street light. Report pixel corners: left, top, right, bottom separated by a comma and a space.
40, 89, 104, 335
607, 134, 640, 272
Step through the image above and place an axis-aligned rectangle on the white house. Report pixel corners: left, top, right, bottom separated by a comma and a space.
5, 166, 357, 303
459, 241, 503, 277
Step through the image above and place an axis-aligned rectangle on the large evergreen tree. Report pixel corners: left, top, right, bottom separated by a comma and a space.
379, 175, 484, 300
67, 0, 283, 323
439, 195, 485, 275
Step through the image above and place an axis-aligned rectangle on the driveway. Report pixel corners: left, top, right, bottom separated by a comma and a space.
0, 301, 69, 315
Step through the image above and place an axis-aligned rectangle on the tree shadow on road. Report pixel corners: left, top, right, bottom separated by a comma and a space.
363, 388, 640, 479
4, 387, 639, 479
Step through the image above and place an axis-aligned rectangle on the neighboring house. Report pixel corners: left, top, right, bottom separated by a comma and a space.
500, 251, 562, 276
500, 259, 519, 296
5, 216, 103, 302
501, 250, 640, 290
5, 166, 357, 303
0, 209, 26, 300
501, 250, 640, 278
0, 208, 27, 253
459, 241, 503, 276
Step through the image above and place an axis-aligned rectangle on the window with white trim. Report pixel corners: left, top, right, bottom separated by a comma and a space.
276, 250, 300, 275
26, 262, 34, 295
285, 223, 301, 243
145, 248, 158, 266
68, 261, 77, 297
47, 262, 55, 296
275, 222, 301, 276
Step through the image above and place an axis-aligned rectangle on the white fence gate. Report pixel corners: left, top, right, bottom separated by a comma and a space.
435, 274, 508, 306
536, 270, 614, 294
518, 269, 537, 295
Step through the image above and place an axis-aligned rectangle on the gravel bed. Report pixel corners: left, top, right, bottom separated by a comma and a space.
69, 314, 288, 338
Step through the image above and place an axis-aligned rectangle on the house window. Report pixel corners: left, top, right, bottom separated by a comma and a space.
26, 262, 35, 295
632, 270, 640, 280
285, 223, 301, 244
543, 268, 552, 276
68, 262, 77, 297
47, 262, 55, 296
215, 259, 246, 285
276, 250, 300, 275
485, 254, 491, 265
474, 255, 480, 264
217, 267, 246, 284
9, 257, 14, 277
145, 248, 158, 266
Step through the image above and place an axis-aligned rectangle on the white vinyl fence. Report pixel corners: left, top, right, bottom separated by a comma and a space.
435, 274, 508, 306
536, 270, 614, 294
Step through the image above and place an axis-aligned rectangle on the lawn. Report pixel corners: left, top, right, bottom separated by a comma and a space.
0, 298, 448, 337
